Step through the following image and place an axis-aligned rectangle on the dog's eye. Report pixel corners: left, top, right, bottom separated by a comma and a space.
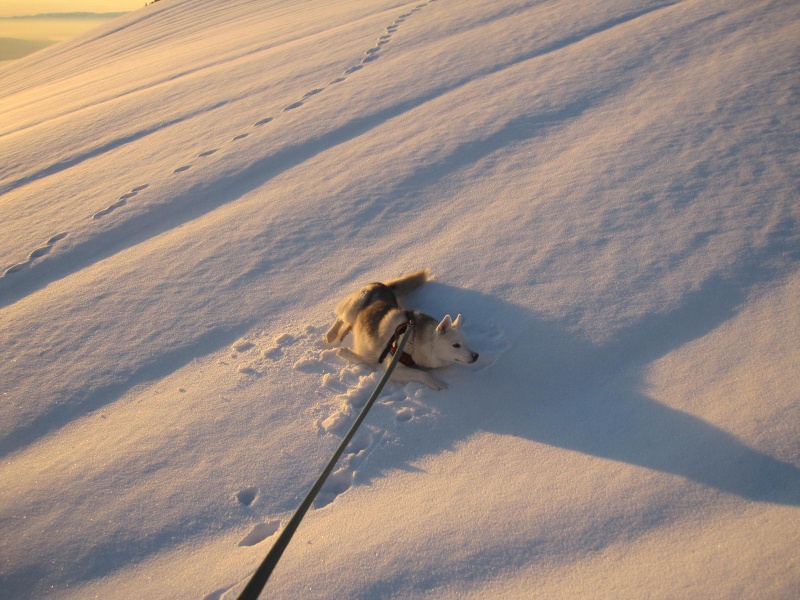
452, 343, 461, 348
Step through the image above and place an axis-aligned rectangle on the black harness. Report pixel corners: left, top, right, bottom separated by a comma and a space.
378, 311, 416, 367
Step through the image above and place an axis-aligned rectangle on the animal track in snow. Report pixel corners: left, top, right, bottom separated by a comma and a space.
198, 149, 218, 157
238, 520, 280, 546
283, 101, 303, 112
226, 336, 271, 377
28, 246, 51, 259
253, 117, 273, 127
92, 184, 149, 220
92, 198, 127, 219
236, 486, 258, 506
202, 586, 233, 600
173, 164, 192, 173
395, 407, 414, 422
231, 339, 255, 353
1, 231, 68, 278
315, 428, 381, 508
232, 133, 249, 141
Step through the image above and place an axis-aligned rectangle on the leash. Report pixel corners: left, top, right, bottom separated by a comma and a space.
236, 319, 415, 600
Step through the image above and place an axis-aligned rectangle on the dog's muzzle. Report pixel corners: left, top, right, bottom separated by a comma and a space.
470, 352, 479, 363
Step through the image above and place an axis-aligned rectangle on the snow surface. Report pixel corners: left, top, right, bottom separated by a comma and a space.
1, 0, 799, 598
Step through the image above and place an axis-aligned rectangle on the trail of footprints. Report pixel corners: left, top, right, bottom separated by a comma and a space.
223, 317, 439, 553
148, 3, 435, 187
2, 3, 436, 283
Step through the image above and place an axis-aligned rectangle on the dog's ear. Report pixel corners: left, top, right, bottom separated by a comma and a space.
436, 315, 453, 334
452, 314, 462, 328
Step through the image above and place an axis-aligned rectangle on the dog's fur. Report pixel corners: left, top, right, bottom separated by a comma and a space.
326, 269, 478, 390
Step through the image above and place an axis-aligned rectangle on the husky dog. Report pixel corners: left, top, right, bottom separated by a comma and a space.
326, 269, 478, 390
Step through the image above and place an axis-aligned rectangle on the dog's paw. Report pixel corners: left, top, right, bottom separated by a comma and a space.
325, 319, 343, 344
336, 347, 364, 365
425, 376, 448, 391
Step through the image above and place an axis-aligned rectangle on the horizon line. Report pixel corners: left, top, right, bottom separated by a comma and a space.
0, 12, 129, 20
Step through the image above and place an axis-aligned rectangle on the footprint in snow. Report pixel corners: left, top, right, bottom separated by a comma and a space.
202, 586, 232, 600
231, 339, 255, 353
173, 165, 191, 174
395, 407, 414, 422
238, 520, 280, 547
315, 468, 354, 508
91, 184, 147, 220
232, 133, 248, 141
28, 246, 51, 259
47, 232, 68, 244
92, 198, 127, 219
253, 117, 273, 127
283, 101, 303, 112
260, 331, 296, 360
3, 262, 27, 276
315, 429, 379, 508
293, 348, 339, 374
302, 88, 324, 99
236, 487, 258, 506
198, 149, 218, 157
231, 338, 262, 376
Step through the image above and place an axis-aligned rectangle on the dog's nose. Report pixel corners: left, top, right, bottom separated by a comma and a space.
471, 352, 479, 362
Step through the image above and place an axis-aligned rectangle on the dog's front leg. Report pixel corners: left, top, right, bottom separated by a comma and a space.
389, 364, 448, 391
336, 347, 367, 365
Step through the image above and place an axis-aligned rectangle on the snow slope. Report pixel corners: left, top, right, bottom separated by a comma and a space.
1, 0, 798, 598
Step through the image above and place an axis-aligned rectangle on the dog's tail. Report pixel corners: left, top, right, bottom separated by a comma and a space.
385, 268, 430, 297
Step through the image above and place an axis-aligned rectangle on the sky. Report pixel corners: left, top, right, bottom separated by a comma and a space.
0, 1, 143, 48
0, 1, 144, 18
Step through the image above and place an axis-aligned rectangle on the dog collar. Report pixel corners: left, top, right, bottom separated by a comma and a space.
378, 312, 416, 368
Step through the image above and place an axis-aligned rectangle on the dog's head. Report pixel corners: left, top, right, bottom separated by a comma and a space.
434, 314, 479, 365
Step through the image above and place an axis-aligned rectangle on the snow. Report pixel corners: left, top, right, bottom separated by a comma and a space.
1, 0, 798, 598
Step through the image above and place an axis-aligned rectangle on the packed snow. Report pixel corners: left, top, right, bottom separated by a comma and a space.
1, 0, 798, 598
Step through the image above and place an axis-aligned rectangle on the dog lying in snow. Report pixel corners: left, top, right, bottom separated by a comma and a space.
325, 269, 478, 390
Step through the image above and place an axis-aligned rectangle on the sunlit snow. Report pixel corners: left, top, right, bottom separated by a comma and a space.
1, 0, 798, 598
